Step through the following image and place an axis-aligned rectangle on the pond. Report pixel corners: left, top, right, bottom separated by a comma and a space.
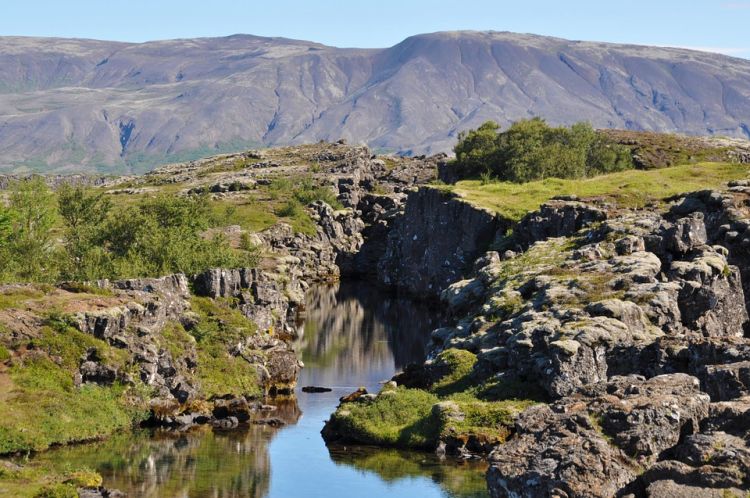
35, 281, 489, 497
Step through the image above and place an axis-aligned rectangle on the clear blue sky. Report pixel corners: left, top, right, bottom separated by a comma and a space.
1, 0, 748, 58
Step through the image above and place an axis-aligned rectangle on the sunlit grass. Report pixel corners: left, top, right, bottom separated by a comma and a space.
443, 162, 749, 221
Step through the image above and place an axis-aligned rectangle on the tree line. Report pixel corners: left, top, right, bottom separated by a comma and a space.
0, 178, 258, 284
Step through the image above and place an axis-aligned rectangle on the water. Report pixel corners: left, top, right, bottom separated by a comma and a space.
35, 281, 489, 497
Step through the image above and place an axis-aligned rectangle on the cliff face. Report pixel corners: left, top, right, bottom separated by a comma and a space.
373, 186, 750, 496
284, 148, 750, 496
378, 188, 507, 297
2, 31, 750, 172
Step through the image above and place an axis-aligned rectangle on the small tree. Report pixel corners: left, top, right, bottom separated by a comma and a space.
7, 178, 57, 281
58, 184, 112, 281
453, 121, 501, 178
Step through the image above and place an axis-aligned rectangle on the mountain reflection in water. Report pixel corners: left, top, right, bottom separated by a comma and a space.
35, 281, 488, 498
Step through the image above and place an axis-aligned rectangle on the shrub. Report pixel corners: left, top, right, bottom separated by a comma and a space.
450, 118, 634, 183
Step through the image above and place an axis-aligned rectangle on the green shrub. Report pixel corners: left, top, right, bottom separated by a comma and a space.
450, 118, 634, 183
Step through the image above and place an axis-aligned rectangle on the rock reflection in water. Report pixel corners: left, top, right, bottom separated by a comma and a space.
328, 446, 489, 498
36, 399, 301, 498
296, 280, 442, 387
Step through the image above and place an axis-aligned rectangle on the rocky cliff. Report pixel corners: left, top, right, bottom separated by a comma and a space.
325, 168, 750, 497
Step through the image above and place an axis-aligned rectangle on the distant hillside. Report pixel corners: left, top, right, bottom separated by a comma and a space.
1, 31, 750, 173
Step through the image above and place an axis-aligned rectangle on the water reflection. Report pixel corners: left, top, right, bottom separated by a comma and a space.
37, 399, 301, 498
328, 446, 489, 498
296, 280, 443, 387
34, 281, 487, 498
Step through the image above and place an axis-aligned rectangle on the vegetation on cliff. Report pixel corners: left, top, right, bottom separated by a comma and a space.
444, 161, 750, 221
450, 119, 634, 182
0, 309, 146, 455
0, 179, 258, 284
448, 118, 747, 184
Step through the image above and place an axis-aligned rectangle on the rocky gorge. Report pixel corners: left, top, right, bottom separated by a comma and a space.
2, 136, 750, 496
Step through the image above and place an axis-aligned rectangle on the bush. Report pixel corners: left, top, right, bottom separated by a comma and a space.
2, 178, 57, 282
450, 118, 634, 183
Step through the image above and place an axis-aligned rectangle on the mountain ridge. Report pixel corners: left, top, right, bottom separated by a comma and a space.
1, 30, 750, 173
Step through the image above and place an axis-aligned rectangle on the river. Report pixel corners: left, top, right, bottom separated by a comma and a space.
34, 281, 489, 497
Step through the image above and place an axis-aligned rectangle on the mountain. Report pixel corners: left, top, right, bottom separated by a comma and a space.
1, 31, 750, 173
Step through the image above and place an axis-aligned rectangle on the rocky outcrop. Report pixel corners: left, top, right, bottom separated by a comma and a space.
488, 374, 710, 497
192, 266, 304, 338
512, 199, 607, 249
378, 188, 507, 298
343, 182, 750, 496
72, 274, 199, 402
259, 203, 365, 281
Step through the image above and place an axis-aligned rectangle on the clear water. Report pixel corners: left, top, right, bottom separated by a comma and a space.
35, 281, 489, 497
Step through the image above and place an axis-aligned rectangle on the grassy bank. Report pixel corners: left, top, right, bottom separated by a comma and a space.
444, 161, 749, 221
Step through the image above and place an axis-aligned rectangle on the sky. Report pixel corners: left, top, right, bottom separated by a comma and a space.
1, 0, 748, 59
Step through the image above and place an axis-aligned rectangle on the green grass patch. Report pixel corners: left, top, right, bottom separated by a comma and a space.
327, 348, 540, 451
187, 298, 262, 398
0, 460, 103, 498
329, 387, 441, 449
430, 349, 478, 397
208, 197, 278, 232
32, 314, 129, 371
195, 350, 262, 399
0, 357, 140, 455
0, 287, 47, 310
444, 162, 749, 221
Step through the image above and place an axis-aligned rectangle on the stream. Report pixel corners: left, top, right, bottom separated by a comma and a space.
35, 281, 489, 497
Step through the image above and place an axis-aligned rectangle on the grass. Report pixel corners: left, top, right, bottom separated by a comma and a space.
444, 162, 749, 221
329, 387, 441, 449
0, 313, 145, 456
0, 460, 104, 498
327, 349, 538, 451
431, 349, 478, 397
0, 357, 140, 455
187, 298, 263, 398
0, 288, 47, 310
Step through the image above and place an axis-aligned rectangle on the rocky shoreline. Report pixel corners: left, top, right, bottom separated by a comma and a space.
325, 180, 750, 496
3, 139, 750, 497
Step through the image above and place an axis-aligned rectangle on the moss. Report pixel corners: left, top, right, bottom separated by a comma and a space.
158, 322, 195, 361
329, 387, 441, 449
189, 297, 256, 346
188, 298, 262, 398
446, 396, 534, 441
196, 350, 263, 399
588, 412, 615, 447
329, 349, 540, 452
0, 287, 46, 310
430, 349, 478, 397
63, 469, 102, 488
0, 460, 108, 498
33, 484, 78, 498
329, 386, 536, 451
32, 314, 129, 372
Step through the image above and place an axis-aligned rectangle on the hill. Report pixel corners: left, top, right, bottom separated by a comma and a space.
1, 31, 750, 173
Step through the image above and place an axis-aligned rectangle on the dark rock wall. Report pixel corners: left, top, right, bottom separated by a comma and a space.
378, 188, 508, 299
